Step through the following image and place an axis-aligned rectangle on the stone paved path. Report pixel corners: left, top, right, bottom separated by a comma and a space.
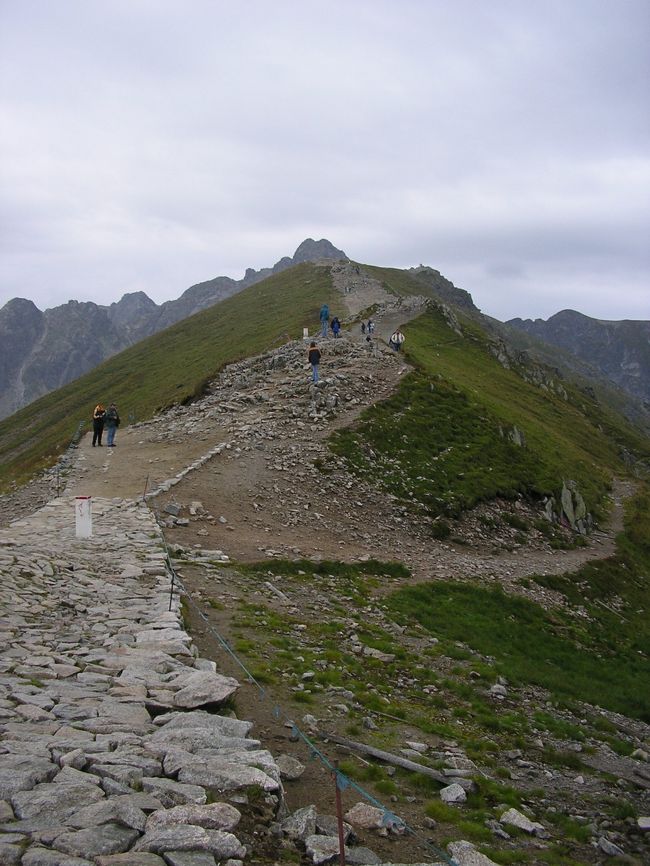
0, 496, 280, 865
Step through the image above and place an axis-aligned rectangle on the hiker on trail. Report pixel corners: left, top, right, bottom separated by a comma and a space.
92, 403, 106, 447
308, 341, 321, 383
390, 329, 405, 351
361, 321, 366, 336
319, 303, 329, 338
105, 402, 121, 447
331, 316, 341, 338
367, 319, 375, 335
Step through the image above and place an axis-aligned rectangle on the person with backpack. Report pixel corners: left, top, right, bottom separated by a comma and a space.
331, 316, 341, 338
92, 403, 106, 447
390, 329, 405, 351
319, 303, 329, 338
105, 402, 121, 447
308, 341, 321, 383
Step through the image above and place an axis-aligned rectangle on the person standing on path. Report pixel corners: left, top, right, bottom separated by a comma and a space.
105, 402, 121, 447
390, 329, 405, 351
308, 341, 321, 383
319, 303, 329, 338
331, 316, 341, 338
92, 403, 106, 447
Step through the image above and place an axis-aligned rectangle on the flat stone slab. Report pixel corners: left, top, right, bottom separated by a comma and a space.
21, 848, 95, 866
52, 824, 140, 859
141, 777, 207, 808
0, 755, 58, 799
177, 753, 280, 793
67, 796, 147, 831
163, 854, 217, 866
145, 802, 241, 832
151, 710, 251, 738
11, 781, 106, 821
169, 671, 239, 708
134, 825, 245, 858
96, 855, 166, 866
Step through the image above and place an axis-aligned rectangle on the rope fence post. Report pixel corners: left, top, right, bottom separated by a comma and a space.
335, 771, 347, 866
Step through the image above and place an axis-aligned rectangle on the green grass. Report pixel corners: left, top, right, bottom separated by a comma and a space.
385, 488, 650, 721
388, 578, 649, 719
0, 262, 338, 489
532, 712, 586, 741
539, 747, 586, 771
332, 369, 554, 518
331, 303, 649, 519
544, 812, 592, 843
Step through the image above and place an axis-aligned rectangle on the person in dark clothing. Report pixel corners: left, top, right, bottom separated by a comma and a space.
319, 304, 329, 338
92, 403, 106, 447
105, 402, 120, 447
331, 317, 341, 338
308, 341, 321, 382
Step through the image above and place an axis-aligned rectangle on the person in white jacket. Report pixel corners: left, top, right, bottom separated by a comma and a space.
390, 329, 405, 351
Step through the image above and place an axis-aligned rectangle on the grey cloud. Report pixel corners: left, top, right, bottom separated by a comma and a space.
1, 0, 648, 320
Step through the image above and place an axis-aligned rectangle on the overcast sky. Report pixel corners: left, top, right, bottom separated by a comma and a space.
1, 0, 648, 322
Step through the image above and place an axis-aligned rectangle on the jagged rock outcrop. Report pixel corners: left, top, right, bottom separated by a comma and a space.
106, 291, 159, 341
0, 298, 44, 418
0, 299, 127, 419
507, 309, 650, 404
407, 265, 479, 312
488, 337, 568, 399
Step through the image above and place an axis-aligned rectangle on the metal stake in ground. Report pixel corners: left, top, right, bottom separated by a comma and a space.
334, 771, 347, 866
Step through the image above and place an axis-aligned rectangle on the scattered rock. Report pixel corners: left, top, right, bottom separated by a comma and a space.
440, 783, 467, 804
598, 836, 626, 857
499, 807, 545, 836
276, 754, 306, 780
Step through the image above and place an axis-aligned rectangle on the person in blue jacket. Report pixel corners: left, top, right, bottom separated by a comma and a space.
319, 303, 329, 338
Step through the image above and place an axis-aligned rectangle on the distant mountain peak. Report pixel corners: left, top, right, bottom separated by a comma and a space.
292, 238, 347, 263
506, 309, 650, 404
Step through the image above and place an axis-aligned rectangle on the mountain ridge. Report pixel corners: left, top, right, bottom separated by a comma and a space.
507, 309, 650, 406
1, 239, 648, 433
0, 238, 347, 419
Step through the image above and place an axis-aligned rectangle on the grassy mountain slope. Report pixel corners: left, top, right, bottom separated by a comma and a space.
332, 269, 649, 520
0, 263, 337, 490
2, 258, 648, 511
